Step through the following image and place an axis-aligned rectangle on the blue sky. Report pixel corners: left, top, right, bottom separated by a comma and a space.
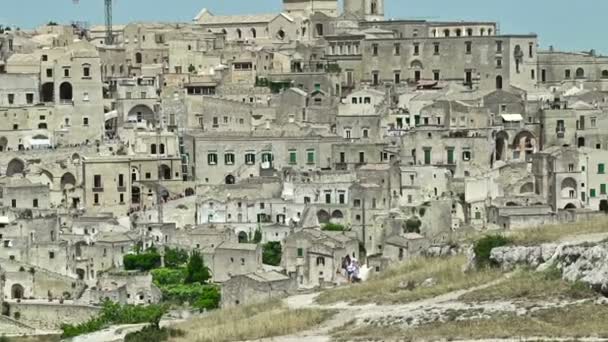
1, 0, 606, 53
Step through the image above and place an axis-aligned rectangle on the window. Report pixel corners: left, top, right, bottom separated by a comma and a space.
424, 148, 431, 165
94, 194, 99, 204
394, 71, 401, 84
297, 248, 303, 257
496, 58, 502, 68
565, 69, 571, 79
212, 117, 219, 127
26, 93, 34, 104
208, 153, 218, 165
447, 148, 455, 164
83, 65, 90, 77
372, 72, 379, 86
42, 55, 48, 61
394, 43, 401, 55
49, 251, 55, 259
94, 175, 102, 188
245, 153, 255, 165
150, 144, 157, 154
433, 70, 440, 81
11, 199, 16, 208
339, 193, 345, 204
345, 128, 352, 139
496, 41, 503, 53
372, 44, 378, 56
529, 43, 534, 58
289, 150, 297, 164
359, 152, 365, 164
306, 149, 315, 164
261, 152, 273, 163
433, 43, 440, 55
325, 193, 331, 204
465, 41, 472, 54
118, 174, 124, 187
591, 189, 597, 198
32, 198, 38, 208
354, 199, 361, 207
413, 43, 420, 56
362, 129, 369, 138
224, 153, 235, 165
599, 163, 605, 174
531, 69, 535, 80
462, 151, 472, 161
145, 172, 151, 179
46, 69, 53, 77
83, 117, 89, 126
602, 184, 607, 195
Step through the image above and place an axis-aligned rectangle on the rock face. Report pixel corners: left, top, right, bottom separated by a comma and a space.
490, 242, 608, 294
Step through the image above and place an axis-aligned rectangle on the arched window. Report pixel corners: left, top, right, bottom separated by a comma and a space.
150, 144, 157, 154
466, 28, 473, 36
159, 143, 165, 154
456, 29, 462, 37
602, 70, 608, 79
480, 28, 486, 36
251, 28, 257, 38
443, 29, 450, 37
370, 0, 378, 14
236, 29, 242, 39
135, 52, 142, 64
576, 68, 585, 78
496, 75, 503, 90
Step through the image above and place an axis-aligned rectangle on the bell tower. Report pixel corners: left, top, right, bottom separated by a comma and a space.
344, 0, 384, 21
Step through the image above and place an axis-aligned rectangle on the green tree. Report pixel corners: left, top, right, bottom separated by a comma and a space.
322, 223, 345, 231
124, 249, 161, 271
188, 64, 196, 73
184, 251, 211, 284
262, 242, 282, 266
252, 227, 262, 244
164, 248, 189, 268
474, 235, 511, 268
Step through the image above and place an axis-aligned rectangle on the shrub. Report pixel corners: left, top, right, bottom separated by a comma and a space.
160, 284, 220, 311
322, 223, 345, 231
164, 248, 189, 268
252, 228, 262, 244
473, 235, 512, 268
185, 251, 211, 284
61, 300, 168, 338
151, 268, 186, 286
124, 251, 161, 271
125, 325, 185, 342
262, 242, 282, 266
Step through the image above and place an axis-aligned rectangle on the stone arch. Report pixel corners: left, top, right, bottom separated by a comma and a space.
225, 174, 235, 185
250, 28, 257, 38
61, 172, 76, 190
11, 284, 24, 299
520, 182, 534, 194
185, 188, 195, 196
0, 136, 7, 152
72, 153, 81, 164
236, 28, 242, 39
443, 29, 450, 37
564, 203, 577, 210
317, 210, 330, 224
6, 158, 25, 177
602, 70, 608, 78
331, 210, 344, 219
576, 67, 585, 78
238, 231, 248, 243
41, 82, 54, 102
40, 169, 54, 186
159, 164, 171, 180
76, 268, 86, 280
59, 82, 73, 101
561, 177, 578, 199
128, 104, 155, 124
410, 60, 424, 70
131, 166, 140, 182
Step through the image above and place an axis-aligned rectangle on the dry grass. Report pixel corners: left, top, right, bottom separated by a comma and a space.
459, 268, 596, 302
334, 302, 608, 341
316, 255, 501, 305
170, 300, 334, 342
508, 217, 608, 245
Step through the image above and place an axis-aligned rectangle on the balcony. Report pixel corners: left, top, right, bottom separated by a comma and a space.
556, 130, 565, 139
335, 163, 348, 171
117, 186, 126, 193
92, 187, 104, 193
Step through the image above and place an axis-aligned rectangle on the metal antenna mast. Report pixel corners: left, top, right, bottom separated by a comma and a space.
72, 0, 114, 45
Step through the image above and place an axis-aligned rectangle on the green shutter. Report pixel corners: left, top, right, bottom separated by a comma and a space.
599, 164, 605, 174
297, 248, 303, 257
424, 149, 431, 165
602, 184, 607, 195
289, 151, 297, 164
307, 150, 315, 164
447, 149, 454, 164
591, 189, 597, 198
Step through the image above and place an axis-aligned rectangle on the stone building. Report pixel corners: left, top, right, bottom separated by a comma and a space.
221, 270, 296, 308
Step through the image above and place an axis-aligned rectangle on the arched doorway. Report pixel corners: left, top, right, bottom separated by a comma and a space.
185, 188, 195, 196
61, 172, 76, 190
238, 231, 248, 243
225, 175, 235, 185
520, 182, 534, 194
76, 268, 86, 280
564, 203, 577, 210
561, 178, 578, 199
59, 82, 73, 102
128, 105, 155, 124
410, 60, 423, 82
316, 210, 330, 224
496, 75, 503, 90
331, 210, 344, 219
132, 186, 141, 204
576, 68, 585, 78
41, 82, 54, 102
159, 165, 171, 180
11, 284, 24, 299
495, 131, 509, 161
6, 158, 25, 177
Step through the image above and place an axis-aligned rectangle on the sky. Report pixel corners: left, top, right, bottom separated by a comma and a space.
1, 0, 606, 53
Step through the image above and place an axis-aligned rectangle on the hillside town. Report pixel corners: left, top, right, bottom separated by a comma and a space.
2, 0, 608, 338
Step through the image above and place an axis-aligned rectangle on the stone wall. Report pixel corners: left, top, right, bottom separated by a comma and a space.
4, 302, 100, 330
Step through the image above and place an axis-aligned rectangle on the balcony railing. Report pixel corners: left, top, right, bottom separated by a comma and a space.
92, 187, 104, 193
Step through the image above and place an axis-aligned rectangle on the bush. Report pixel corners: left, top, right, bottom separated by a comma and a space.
124, 251, 161, 271
185, 251, 211, 284
262, 242, 282, 266
151, 268, 186, 286
252, 228, 262, 244
473, 235, 512, 268
160, 284, 220, 311
125, 325, 185, 342
164, 248, 189, 268
61, 300, 168, 338
322, 223, 345, 231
